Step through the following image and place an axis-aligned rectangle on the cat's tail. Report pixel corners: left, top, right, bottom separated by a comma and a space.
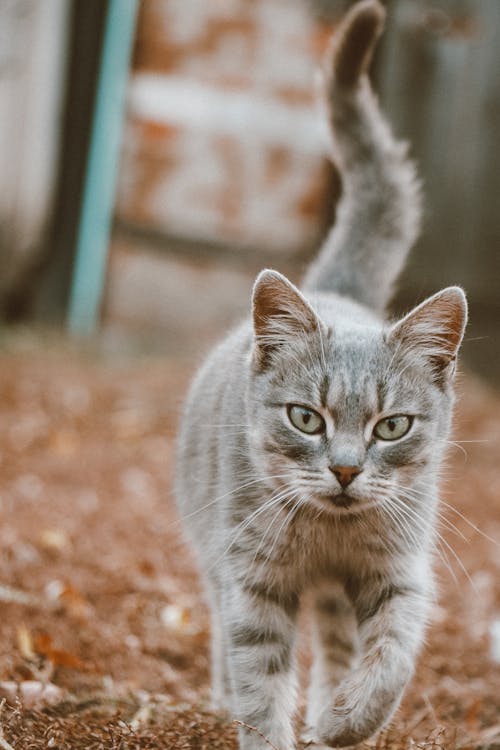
303, 0, 422, 313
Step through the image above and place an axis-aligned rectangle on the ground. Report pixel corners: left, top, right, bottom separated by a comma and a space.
0, 330, 499, 749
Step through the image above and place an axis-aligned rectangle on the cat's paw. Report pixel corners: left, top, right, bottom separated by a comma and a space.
316, 708, 367, 747
315, 692, 394, 747
300, 724, 333, 749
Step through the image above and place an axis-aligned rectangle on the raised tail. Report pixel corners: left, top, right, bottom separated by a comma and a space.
303, 0, 422, 313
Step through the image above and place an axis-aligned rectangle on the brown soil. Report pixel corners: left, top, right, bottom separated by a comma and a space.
0, 332, 499, 749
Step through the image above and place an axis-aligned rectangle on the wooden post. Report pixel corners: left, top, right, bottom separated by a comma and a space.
68, 0, 138, 334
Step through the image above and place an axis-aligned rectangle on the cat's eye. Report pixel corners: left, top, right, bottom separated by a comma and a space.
373, 415, 413, 441
287, 405, 325, 435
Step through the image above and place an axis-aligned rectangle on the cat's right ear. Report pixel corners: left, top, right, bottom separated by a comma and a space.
388, 286, 468, 383
251, 270, 325, 371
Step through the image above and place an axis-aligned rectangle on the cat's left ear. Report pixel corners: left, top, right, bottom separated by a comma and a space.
252, 269, 326, 371
388, 286, 467, 381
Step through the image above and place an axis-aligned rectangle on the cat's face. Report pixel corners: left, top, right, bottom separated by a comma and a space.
248, 270, 467, 517
248, 327, 448, 516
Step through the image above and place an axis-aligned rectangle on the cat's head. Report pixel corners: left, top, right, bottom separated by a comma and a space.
247, 269, 467, 516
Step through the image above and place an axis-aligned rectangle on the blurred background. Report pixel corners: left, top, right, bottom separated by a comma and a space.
0, 0, 498, 380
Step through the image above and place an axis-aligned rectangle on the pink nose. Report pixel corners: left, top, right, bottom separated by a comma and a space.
330, 465, 361, 488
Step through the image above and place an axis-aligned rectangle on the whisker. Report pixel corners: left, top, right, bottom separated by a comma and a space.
434, 538, 459, 585
380, 495, 426, 552
229, 486, 298, 545
174, 473, 292, 526
243, 492, 301, 582
439, 499, 499, 547
264, 494, 304, 564
386, 497, 458, 584
450, 439, 489, 444
392, 491, 476, 590
443, 441, 468, 460
208, 486, 299, 573
436, 514, 469, 542
397, 484, 498, 547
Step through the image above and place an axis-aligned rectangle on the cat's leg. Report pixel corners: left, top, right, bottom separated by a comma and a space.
224, 579, 299, 750
305, 581, 360, 732
315, 575, 430, 747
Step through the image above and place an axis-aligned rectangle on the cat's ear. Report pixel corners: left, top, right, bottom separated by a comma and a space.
388, 286, 467, 381
252, 269, 326, 371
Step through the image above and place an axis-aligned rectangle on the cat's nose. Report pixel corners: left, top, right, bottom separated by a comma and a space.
329, 465, 361, 488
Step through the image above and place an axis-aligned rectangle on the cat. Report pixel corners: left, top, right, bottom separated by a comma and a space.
176, 1, 467, 748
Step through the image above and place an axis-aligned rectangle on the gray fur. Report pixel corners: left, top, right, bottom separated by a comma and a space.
303, 1, 421, 311
175, 2, 467, 748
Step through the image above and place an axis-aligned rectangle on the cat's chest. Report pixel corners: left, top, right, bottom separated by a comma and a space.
252, 507, 393, 586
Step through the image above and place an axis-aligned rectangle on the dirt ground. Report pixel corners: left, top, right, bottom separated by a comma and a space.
0, 330, 499, 749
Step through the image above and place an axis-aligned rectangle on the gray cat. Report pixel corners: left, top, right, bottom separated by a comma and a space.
176, 1, 467, 748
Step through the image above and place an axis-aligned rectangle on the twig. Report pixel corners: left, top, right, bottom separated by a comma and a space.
129, 703, 153, 731
233, 719, 281, 750
422, 693, 439, 729
477, 723, 500, 741
404, 706, 432, 734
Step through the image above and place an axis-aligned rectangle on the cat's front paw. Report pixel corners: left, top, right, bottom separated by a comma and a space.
300, 724, 333, 749
315, 690, 395, 747
316, 707, 367, 747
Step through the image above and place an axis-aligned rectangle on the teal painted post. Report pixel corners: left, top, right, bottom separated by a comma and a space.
68, 0, 138, 334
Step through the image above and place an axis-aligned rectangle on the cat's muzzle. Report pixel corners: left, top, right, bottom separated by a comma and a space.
327, 491, 356, 508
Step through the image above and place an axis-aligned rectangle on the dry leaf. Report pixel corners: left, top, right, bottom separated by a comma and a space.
39, 528, 70, 552
45, 580, 92, 619
34, 633, 87, 671
465, 698, 481, 729
17, 624, 35, 660
59, 583, 92, 620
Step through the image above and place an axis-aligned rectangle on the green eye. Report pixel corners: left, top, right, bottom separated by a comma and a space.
287, 405, 325, 435
373, 415, 413, 441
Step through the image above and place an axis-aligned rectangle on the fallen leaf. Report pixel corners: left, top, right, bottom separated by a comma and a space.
17, 625, 35, 660
60, 584, 92, 620
39, 528, 70, 552
34, 633, 87, 670
45, 581, 92, 620
465, 698, 481, 730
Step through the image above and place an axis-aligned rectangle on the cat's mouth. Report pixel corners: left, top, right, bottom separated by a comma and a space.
315, 490, 376, 515
316, 490, 356, 509
328, 491, 354, 508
